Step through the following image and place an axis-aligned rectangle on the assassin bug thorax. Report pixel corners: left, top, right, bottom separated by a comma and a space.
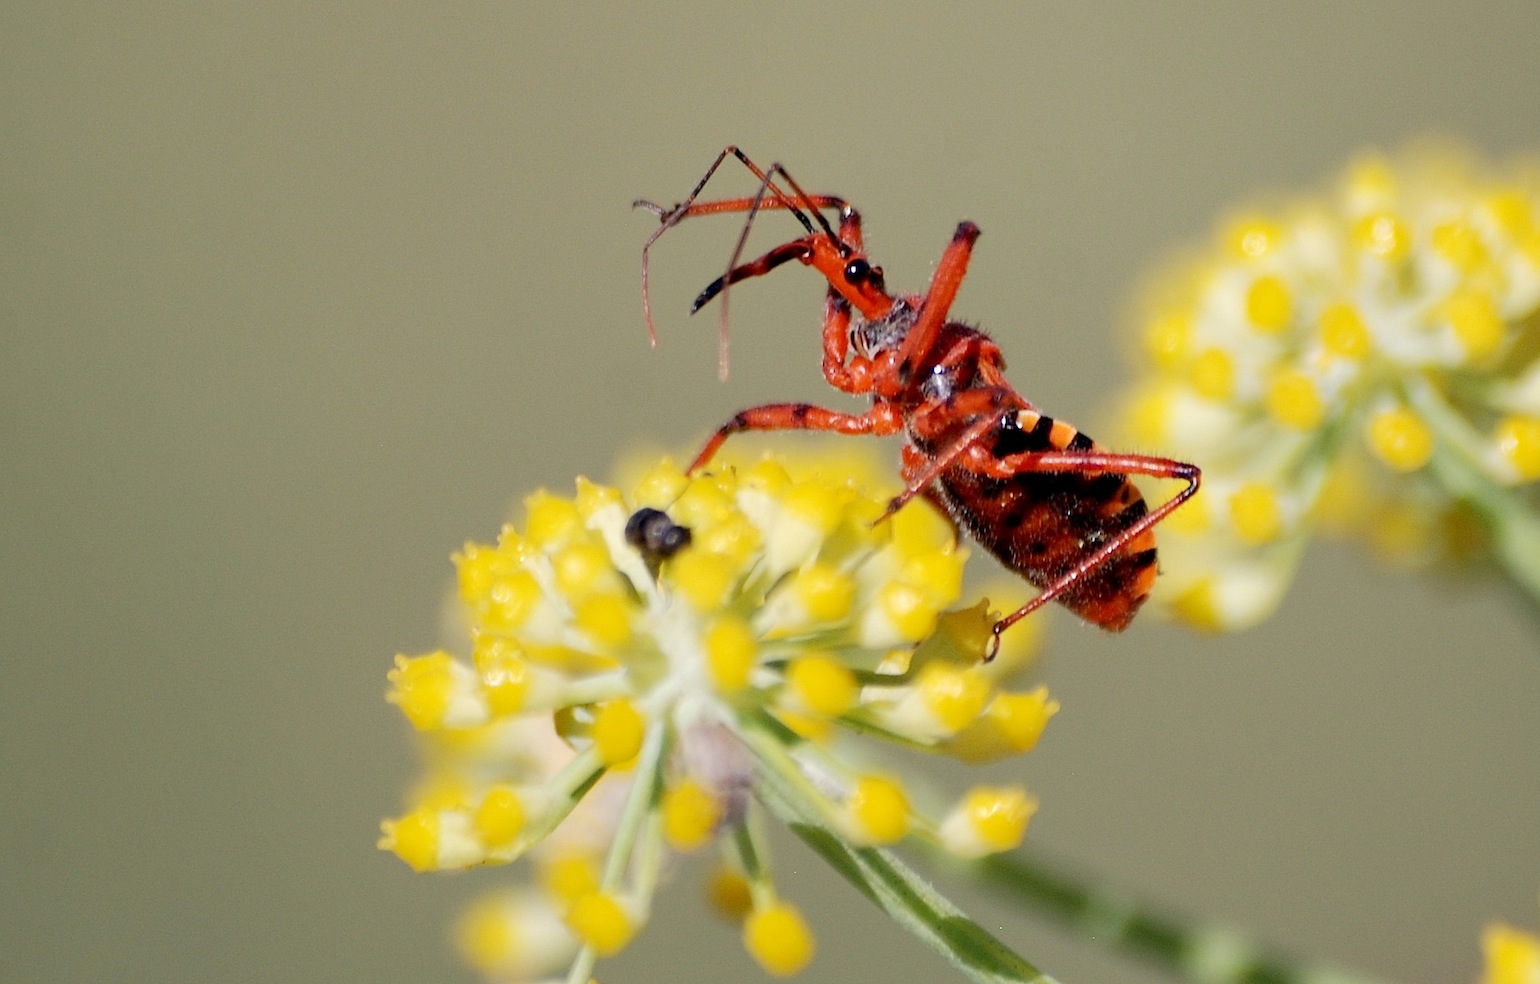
635, 147, 1200, 659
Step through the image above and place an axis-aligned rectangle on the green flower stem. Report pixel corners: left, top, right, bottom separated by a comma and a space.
934, 847, 1397, 984
599, 721, 668, 889
565, 723, 668, 984
1404, 375, 1540, 617
743, 723, 1059, 984
524, 745, 605, 850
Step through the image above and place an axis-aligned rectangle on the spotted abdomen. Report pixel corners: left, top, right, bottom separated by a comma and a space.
934, 409, 1159, 630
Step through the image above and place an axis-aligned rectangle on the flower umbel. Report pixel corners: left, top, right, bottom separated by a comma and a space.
1119, 143, 1540, 629
1481, 908, 1540, 984
380, 449, 1055, 981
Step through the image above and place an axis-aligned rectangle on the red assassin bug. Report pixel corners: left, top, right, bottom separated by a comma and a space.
635, 148, 1200, 659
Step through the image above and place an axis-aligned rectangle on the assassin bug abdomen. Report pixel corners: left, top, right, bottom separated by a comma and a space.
856, 297, 1162, 632
636, 148, 1199, 656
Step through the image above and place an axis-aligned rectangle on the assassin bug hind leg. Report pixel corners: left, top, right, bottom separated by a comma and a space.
982, 454, 1201, 661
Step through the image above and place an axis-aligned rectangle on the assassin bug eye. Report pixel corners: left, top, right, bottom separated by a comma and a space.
844, 258, 873, 283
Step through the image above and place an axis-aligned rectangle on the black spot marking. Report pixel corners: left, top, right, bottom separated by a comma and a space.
994, 413, 1055, 458
1117, 498, 1149, 524
1126, 548, 1158, 571
1068, 431, 1095, 452
1084, 473, 1128, 501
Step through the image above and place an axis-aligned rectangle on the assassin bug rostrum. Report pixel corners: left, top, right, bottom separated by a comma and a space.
635, 148, 1200, 659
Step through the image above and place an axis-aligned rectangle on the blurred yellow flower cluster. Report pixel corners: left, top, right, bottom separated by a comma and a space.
1481, 916, 1540, 984
379, 448, 1055, 981
1119, 144, 1540, 629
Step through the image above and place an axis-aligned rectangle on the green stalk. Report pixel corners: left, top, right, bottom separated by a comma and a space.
1403, 375, 1540, 618
934, 847, 1398, 984
743, 722, 1060, 984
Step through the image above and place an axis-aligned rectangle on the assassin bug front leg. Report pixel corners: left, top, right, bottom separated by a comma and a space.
636, 148, 1201, 659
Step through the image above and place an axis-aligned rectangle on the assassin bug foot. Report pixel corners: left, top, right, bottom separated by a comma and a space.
639, 150, 1200, 657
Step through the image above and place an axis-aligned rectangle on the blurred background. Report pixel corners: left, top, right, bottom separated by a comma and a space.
5, 4, 1539, 983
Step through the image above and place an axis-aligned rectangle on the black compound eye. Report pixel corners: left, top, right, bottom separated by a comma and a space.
844, 258, 872, 284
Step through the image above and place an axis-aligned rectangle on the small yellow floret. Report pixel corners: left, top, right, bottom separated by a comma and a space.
959, 786, 1037, 853
575, 593, 633, 649
1163, 482, 1210, 534
1126, 384, 1178, 445
1432, 219, 1488, 273
902, 550, 966, 604
946, 687, 1060, 763
1352, 212, 1409, 260
551, 541, 613, 599
478, 567, 543, 634
565, 891, 634, 957
573, 476, 622, 518
472, 637, 530, 716
888, 498, 955, 556
671, 476, 737, 529
1344, 156, 1396, 205
1229, 482, 1285, 545
1480, 922, 1540, 984
878, 581, 941, 641
631, 457, 690, 508
1494, 415, 1540, 482
704, 617, 758, 692
781, 482, 847, 536
1443, 288, 1505, 361
918, 664, 990, 734
1142, 313, 1192, 369
791, 563, 855, 622
1368, 406, 1435, 472
387, 651, 454, 731
1189, 348, 1236, 401
1226, 214, 1282, 258
742, 458, 793, 497
661, 779, 721, 851
744, 902, 815, 976
1246, 274, 1293, 332
706, 866, 753, 921
593, 699, 645, 767
786, 653, 858, 718
847, 774, 910, 844
379, 809, 439, 872
1168, 577, 1226, 632
524, 490, 582, 548
696, 514, 760, 570
1318, 301, 1372, 360
540, 852, 600, 903
1484, 188, 1535, 239
456, 895, 518, 973
473, 786, 525, 849
670, 550, 738, 612
1266, 368, 1326, 430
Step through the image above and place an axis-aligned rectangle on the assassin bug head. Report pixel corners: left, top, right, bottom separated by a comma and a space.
636, 147, 886, 379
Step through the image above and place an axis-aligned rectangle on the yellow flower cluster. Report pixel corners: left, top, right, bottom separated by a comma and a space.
1481, 917, 1540, 984
1120, 144, 1540, 629
379, 449, 1057, 981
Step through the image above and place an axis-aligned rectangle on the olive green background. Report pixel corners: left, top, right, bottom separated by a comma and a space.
5, 5, 1539, 984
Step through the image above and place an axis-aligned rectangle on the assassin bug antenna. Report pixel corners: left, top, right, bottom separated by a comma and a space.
638, 152, 1200, 660
635, 146, 848, 380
